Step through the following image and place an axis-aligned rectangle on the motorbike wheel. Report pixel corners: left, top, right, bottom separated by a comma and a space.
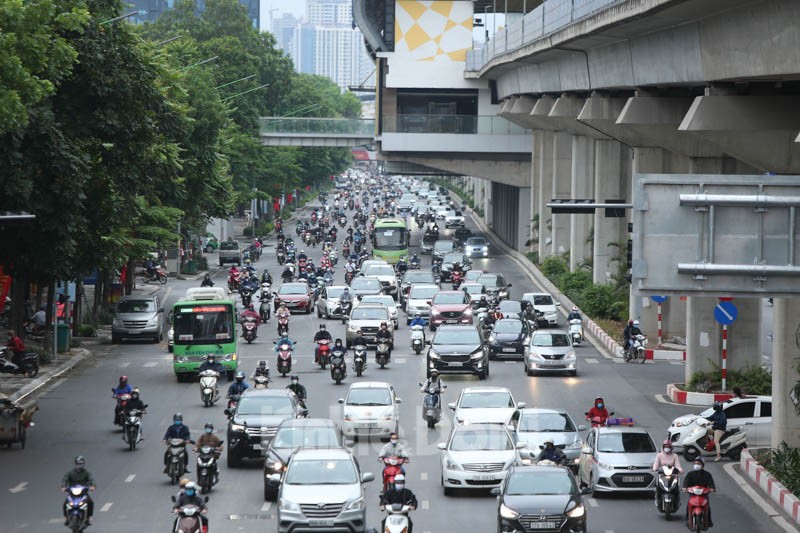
26, 363, 39, 378
379, 361, 386, 369
639, 349, 646, 364
683, 446, 700, 461
624, 349, 632, 363
128, 429, 136, 451
356, 367, 362, 377
69, 514, 82, 533
170, 469, 179, 485
664, 502, 671, 521
427, 418, 435, 429
728, 445, 743, 461
414, 345, 421, 355
335, 375, 342, 385
203, 395, 212, 408
693, 514, 703, 533
158, 273, 167, 284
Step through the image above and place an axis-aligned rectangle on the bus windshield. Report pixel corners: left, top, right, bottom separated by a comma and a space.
374, 228, 407, 250
173, 304, 235, 344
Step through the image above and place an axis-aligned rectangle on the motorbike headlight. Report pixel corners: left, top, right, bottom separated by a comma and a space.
566, 504, 586, 518
230, 423, 245, 432
279, 498, 299, 512
499, 503, 519, 519
345, 497, 365, 511
675, 418, 695, 428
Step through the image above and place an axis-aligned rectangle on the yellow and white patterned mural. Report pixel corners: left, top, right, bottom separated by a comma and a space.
394, 1, 473, 62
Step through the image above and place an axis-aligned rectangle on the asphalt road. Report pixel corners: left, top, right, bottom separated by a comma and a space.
0, 199, 781, 533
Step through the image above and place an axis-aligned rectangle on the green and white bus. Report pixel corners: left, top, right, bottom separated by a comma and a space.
171, 287, 238, 381
372, 218, 409, 264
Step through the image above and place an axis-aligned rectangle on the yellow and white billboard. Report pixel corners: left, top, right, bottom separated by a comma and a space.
394, 1, 473, 62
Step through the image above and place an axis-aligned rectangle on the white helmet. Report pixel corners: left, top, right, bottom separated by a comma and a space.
633, 320, 640, 326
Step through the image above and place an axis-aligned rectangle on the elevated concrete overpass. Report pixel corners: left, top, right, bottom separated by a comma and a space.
259, 117, 375, 147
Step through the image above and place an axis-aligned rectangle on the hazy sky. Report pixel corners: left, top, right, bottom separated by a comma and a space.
260, 0, 306, 31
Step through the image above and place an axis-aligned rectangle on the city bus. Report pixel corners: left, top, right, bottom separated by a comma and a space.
372, 218, 409, 264
171, 287, 238, 381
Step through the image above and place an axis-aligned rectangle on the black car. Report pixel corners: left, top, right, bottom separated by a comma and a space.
488, 318, 532, 359
478, 273, 512, 301
426, 324, 489, 379
492, 465, 591, 533
263, 418, 349, 501
453, 227, 473, 245
227, 389, 302, 467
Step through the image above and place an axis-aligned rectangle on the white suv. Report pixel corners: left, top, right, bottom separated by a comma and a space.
522, 292, 560, 327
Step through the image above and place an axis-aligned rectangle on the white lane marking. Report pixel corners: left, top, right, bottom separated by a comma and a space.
605, 530, 615, 533
723, 462, 798, 533
100, 502, 113, 512
119, 362, 131, 368
9, 482, 28, 493
586, 498, 598, 507
261, 501, 272, 512
612, 359, 625, 364
420, 472, 428, 481
670, 361, 684, 365
395, 358, 406, 364
124, 474, 136, 483
49, 518, 63, 524
584, 358, 599, 364
654, 394, 684, 406
504, 361, 516, 364
143, 362, 158, 367
421, 500, 430, 510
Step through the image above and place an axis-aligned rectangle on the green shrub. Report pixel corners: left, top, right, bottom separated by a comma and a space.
581, 284, 619, 319
196, 255, 209, 271
526, 251, 539, 265
38, 348, 53, 365
69, 337, 81, 348
767, 443, 800, 495
76, 324, 96, 337
540, 256, 568, 282
687, 362, 772, 395
97, 308, 114, 325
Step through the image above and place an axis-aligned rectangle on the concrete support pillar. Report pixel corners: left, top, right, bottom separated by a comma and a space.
685, 297, 721, 384
570, 135, 594, 271
771, 298, 800, 448
537, 131, 554, 260
484, 178, 493, 226
727, 299, 762, 372
592, 139, 623, 283
518, 187, 532, 251
551, 132, 572, 256
530, 131, 542, 254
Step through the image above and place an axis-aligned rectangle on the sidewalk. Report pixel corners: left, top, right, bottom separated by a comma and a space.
0, 348, 90, 404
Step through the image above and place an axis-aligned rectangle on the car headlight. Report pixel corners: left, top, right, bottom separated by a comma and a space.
279, 498, 299, 512
463, 308, 472, 316
428, 350, 441, 360
343, 411, 355, 421
565, 351, 576, 359
499, 503, 519, 519
272, 461, 283, 471
482, 246, 488, 251
488, 334, 497, 343
113, 319, 122, 327
230, 423, 245, 432
445, 456, 461, 470
566, 504, 586, 518
382, 414, 394, 421
527, 351, 543, 360
345, 497, 365, 511
147, 316, 159, 326
470, 349, 484, 359
597, 460, 613, 471
347, 323, 358, 332
674, 418, 695, 428
430, 308, 441, 316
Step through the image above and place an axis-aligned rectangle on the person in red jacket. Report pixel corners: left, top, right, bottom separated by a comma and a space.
6, 331, 26, 367
586, 396, 610, 426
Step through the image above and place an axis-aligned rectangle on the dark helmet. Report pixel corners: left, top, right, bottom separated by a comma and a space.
74, 456, 86, 468
173, 413, 183, 422
207, 354, 216, 362
380, 322, 388, 327
713, 401, 723, 412
319, 324, 326, 330
235, 371, 245, 382
258, 360, 268, 370
290, 375, 299, 382
335, 338, 343, 345
204, 423, 214, 431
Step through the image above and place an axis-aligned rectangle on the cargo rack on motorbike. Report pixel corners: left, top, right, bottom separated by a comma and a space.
605, 417, 635, 427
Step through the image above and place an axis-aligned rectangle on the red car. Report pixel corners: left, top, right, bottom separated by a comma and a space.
273, 282, 314, 314
429, 291, 473, 330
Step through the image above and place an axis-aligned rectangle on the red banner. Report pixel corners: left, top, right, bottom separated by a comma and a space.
0, 266, 11, 313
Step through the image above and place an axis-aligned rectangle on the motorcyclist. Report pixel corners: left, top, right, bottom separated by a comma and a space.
281, 265, 294, 282
476, 295, 490, 310
275, 302, 290, 321
123, 388, 147, 417
351, 329, 369, 349
396, 256, 408, 276
297, 249, 308, 262
251, 360, 270, 380
112, 375, 133, 424
287, 375, 308, 415
274, 333, 294, 352
198, 354, 225, 380
162, 413, 191, 473
708, 401, 727, 462
200, 274, 214, 287
240, 303, 261, 330
536, 438, 567, 465
379, 433, 409, 463
376, 322, 393, 347
62, 456, 95, 525
339, 286, 354, 311
172, 481, 208, 530
226, 371, 249, 399
653, 439, 684, 473
6, 331, 26, 368
409, 313, 426, 328
313, 324, 333, 364
144, 257, 156, 279
586, 397, 610, 425
194, 423, 223, 464
261, 270, 273, 285
624, 319, 642, 355
482, 307, 503, 330
683, 457, 715, 527
410, 252, 420, 267
329, 338, 347, 376
420, 370, 446, 408
567, 306, 582, 322
379, 474, 417, 533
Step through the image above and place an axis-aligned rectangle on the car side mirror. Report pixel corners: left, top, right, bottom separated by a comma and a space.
395, 398, 402, 404
581, 446, 593, 455
448, 403, 456, 410
344, 439, 355, 448
490, 487, 501, 496
437, 443, 447, 450
337, 399, 344, 404
158, 308, 165, 313
516, 402, 526, 409
578, 425, 587, 431
507, 283, 512, 287
515, 441, 527, 449
554, 302, 561, 306
361, 472, 375, 483
581, 487, 593, 495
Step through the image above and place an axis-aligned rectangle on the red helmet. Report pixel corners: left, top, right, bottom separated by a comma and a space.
119, 375, 128, 384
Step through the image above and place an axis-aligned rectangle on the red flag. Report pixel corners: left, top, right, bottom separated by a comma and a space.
0, 266, 10, 314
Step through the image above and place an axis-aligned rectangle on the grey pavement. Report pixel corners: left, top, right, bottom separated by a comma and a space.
0, 199, 782, 533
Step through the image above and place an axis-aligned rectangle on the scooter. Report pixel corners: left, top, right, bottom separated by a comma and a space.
165, 438, 191, 485
410, 325, 424, 355
569, 318, 583, 346
0, 347, 39, 378
63, 485, 91, 532
626, 334, 647, 364
375, 340, 392, 368
679, 419, 747, 461
410, 257, 420, 270
339, 300, 352, 323
277, 249, 286, 265
381, 504, 413, 533
198, 370, 220, 407
196, 442, 223, 494
253, 375, 270, 389
122, 406, 146, 451
275, 341, 293, 376
170, 501, 206, 533
242, 317, 258, 344
259, 285, 272, 322
420, 382, 446, 429
330, 353, 347, 384
344, 270, 355, 285
685, 486, 712, 532
381, 456, 408, 493
352, 344, 367, 377
277, 316, 289, 336
316, 339, 331, 369
655, 465, 681, 521
585, 410, 615, 428
451, 270, 463, 290
141, 266, 168, 284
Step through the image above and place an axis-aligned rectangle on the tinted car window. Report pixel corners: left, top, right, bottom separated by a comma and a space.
466, 237, 486, 245
519, 412, 575, 432
351, 307, 389, 320
759, 402, 771, 417
285, 459, 357, 485
366, 265, 395, 277
409, 286, 438, 299
346, 388, 392, 405
597, 432, 656, 453
279, 284, 308, 295
273, 427, 339, 449
460, 391, 514, 409
506, 471, 575, 495
494, 320, 523, 334
237, 396, 294, 416
117, 300, 156, 313
219, 241, 238, 250
403, 272, 434, 284
351, 278, 381, 290
450, 429, 513, 451
532, 333, 570, 347
725, 401, 756, 419
433, 329, 481, 345
433, 293, 467, 305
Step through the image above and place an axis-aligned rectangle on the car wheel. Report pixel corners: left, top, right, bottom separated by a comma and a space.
227, 448, 242, 468
478, 369, 487, 380
264, 481, 278, 501
206, 245, 214, 253
526, 365, 534, 377
111, 334, 120, 344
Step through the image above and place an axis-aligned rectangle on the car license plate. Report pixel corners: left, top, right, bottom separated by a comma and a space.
474, 474, 496, 481
309, 519, 335, 527
360, 423, 377, 428
446, 319, 458, 324
447, 362, 462, 367
502, 347, 516, 353
623, 475, 645, 482
128, 330, 141, 334
528, 522, 556, 529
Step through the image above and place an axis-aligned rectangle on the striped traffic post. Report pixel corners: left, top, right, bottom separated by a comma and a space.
714, 299, 738, 392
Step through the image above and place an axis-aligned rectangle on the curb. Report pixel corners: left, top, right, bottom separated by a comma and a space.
666, 382, 734, 405
10, 349, 90, 403
741, 449, 800, 526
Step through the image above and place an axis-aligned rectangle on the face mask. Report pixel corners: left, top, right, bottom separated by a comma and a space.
664, 447, 672, 454
185, 490, 195, 496
597, 403, 604, 409
390, 439, 398, 445
174, 421, 182, 426
205, 428, 212, 434
693, 464, 702, 471
394, 483, 405, 490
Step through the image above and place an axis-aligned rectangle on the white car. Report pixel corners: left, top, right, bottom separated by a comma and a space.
404, 283, 439, 325
357, 294, 399, 329
362, 263, 399, 297
445, 210, 465, 228
521, 292, 560, 327
338, 382, 402, 440
578, 425, 658, 493
438, 423, 526, 494
315, 285, 348, 319
436, 208, 454, 220
668, 396, 772, 450
448, 387, 526, 426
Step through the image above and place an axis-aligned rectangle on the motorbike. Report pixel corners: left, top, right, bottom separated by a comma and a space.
585, 410, 615, 428
339, 300, 353, 324
112, 391, 130, 427
165, 438, 191, 484
339, 215, 347, 227
275, 341, 293, 377
655, 465, 681, 520
420, 382, 445, 429
277, 316, 290, 337
122, 407, 146, 451
569, 318, 583, 346
0, 347, 39, 377
330, 352, 347, 384
352, 344, 367, 377
685, 486, 712, 532
679, 419, 747, 461
227, 273, 239, 292
242, 316, 258, 344
253, 375, 270, 389
226, 394, 241, 412
375, 340, 392, 368
171, 502, 206, 533
259, 288, 272, 322
410, 325, 424, 355
451, 270, 463, 290
381, 456, 408, 493
63, 485, 91, 532
277, 249, 286, 265
316, 338, 331, 369
342, 244, 351, 258
198, 370, 221, 407
625, 333, 648, 364
141, 266, 168, 284
295, 223, 303, 236
382, 503, 413, 533
344, 270, 355, 285
196, 442, 223, 494
409, 257, 421, 270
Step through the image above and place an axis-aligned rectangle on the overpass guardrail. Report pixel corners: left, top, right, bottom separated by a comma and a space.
259, 117, 375, 137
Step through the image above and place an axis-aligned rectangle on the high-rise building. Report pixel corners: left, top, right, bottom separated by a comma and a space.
271, 12, 300, 52
307, 0, 350, 26
129, 0, 260, 29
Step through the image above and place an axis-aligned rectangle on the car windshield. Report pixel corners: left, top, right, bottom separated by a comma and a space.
236, 396, 295, 416
422, 234, 438, 244
597, 432, 657, 453
351, 278, 380, 290
459, 391, 514, 409
465, 271, 483, 281
433, 329, 480, 345
462, 284, 484, 295
499, 302, 522, 313
433, 293, 466, 305
219, 242, 238, 250
361, 296, 394, 308
284, 459, 358, 485
443, 254, 463, 264
325, 287, 345, 299
506, 472, 575, 495
410, 286, 438, 299
478, 275, 500, 287
366, 265, 395, 277
519, 412, 576, 432
279, 284, 308, 295
531, 333, 570, 347
450, 428, 513, 451
346, 387, 392, 406
351, 307, 389, 320
434, 242, 454, 252
403, 272, 433, 284
117, 300, 156, 313
273, 427, 340, 449
494, 320, 523, 334
529, 295, 554, 306
466, 238, 486, 245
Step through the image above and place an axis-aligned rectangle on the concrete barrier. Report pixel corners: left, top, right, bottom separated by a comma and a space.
666, 383, 734, 405
741, 448, 800, 526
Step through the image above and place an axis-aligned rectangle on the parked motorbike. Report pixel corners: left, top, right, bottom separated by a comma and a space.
626, 333, 648, 363
381, 504, 413, 533
277, 316, 289, 337
122, 407, 146, 451
242, 316, 258, 344
655, 465, 681, 520
375, 340, 392, 368
380, 456, 408, 493
196, 443, 223, 494
685, 486, 712, 532
680, 419, 747, 461
420, 382, 446, 429
63, 485, 91, 532
275, 341, 293, 377
165, 438, 191, 485
410, 325, 424, 355
569, 318, 583, 346
0, 347, 39, 378
198, 370, 220, 407
141, 266, 168, 285
330, 352, 347, 385
316, 338, 331, 369
352, 344, 367, 377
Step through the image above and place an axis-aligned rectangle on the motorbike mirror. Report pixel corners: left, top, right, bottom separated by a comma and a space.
436, 443, 447, 450
609, 411, 615, 416
361, 472, 375, 483
448, 402, 456, 410
171, 495, 177, 502
577, 425, 586, 431
158, 308, 165, 313
337, 399, 344, 404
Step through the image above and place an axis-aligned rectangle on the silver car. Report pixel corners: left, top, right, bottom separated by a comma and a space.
516, 408, 585, 469
316, 285, 348, 319
464, 236, 490, 258
399, 271, 437, 307
112, 295, 164, 343
275, 448, 374, 533
362, 264, 398, 297
524, 330, 577, 376
349, 276, 384, 297
345, 304, 392, 346
578, 425, 658, 493
357, 294, 398, 329
404, 283, 439, 325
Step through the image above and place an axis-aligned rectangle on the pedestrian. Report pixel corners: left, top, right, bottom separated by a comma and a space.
732, 387, 747, 399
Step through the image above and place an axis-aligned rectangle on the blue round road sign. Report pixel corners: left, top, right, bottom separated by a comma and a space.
714, 301, 738, 325
650, 295, 668, 304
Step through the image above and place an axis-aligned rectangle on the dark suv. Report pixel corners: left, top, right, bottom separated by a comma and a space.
426, 324, 489, 379
227, 389, 302, 467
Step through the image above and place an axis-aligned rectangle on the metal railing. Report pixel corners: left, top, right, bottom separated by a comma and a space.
382, 114, 529, 135
466, 0, 628, 72
259, 117, 375, 136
